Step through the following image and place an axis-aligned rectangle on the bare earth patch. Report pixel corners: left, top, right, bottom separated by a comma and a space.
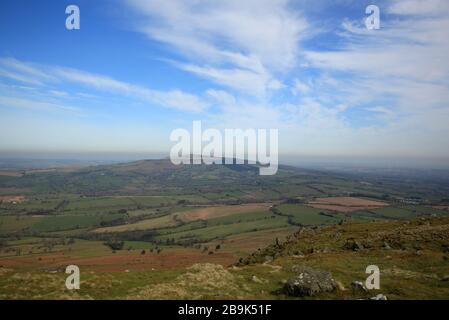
92, 214, 177, 233
308, 197, 388, 213
0, 195, 26, 203
0, 249, 236, 272
178, 204, 269, 222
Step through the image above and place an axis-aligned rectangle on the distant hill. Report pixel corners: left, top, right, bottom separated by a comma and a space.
0, 158, 448, 203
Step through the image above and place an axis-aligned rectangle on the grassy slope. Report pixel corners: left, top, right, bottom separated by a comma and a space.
1, 216, 448, 299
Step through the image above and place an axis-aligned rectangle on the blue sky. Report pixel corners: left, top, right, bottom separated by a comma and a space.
1, 0, 449, 163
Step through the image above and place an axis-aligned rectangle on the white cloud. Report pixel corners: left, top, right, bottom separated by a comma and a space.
0, 96, 81, 114
49, 90, 69, 97
52, 67, 210, 113
0, 57, 210, 113
388, 0, 449, 16
291, 78, 310, 95
178, 63, 276, 97
206, 89, 236, 106
125, 0, 308, 97
303, 1, 449, 121
0, 57, 54, 81
0, 68, 43, 86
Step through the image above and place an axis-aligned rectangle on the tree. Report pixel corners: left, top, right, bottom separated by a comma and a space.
104, 240, 124, 251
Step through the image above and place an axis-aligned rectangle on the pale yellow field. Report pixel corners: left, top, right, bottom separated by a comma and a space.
92, 214, 177, 233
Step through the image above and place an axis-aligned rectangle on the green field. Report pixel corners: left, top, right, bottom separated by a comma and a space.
276, 204, 348, 225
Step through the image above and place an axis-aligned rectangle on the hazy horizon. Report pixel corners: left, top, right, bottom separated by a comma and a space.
1, 150, 449, 170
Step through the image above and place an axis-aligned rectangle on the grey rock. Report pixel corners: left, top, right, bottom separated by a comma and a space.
343, 239, 364, 251
370, 294, 388, 300
283, 266, 336, 297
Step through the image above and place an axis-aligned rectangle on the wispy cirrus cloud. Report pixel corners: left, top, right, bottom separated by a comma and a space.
0, 57, 211, 113
388, 0, 449, 16
125, 0, 308, 98
0, 96, 82, 114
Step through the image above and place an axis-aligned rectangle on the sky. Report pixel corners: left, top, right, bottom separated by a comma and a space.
0, 0, 449, 165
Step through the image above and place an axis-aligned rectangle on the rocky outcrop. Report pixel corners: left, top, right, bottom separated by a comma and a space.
282, 266, 337, 297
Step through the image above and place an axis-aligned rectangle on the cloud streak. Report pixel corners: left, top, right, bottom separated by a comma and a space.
0, 57, 211, 113
125, 0, 308, 98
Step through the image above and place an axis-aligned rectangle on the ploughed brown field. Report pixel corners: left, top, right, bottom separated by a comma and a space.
307, 196, 388, 213
0, 195, 26, 203
0, 249, 235, 272
177, 203, 270, 222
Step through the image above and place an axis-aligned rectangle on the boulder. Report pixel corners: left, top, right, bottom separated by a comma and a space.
282, 266, 336, 297
343, 239, 364, 251
370, 294, 388, 300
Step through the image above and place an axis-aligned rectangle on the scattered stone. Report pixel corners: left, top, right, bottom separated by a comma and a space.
351, 281, 367, 292
343, 239, 364, 251
252, 275, 264, 283
370, 294, 388, 300
383, 242, 392, 250
441, 275, 449, 282
282, 266, 336, 297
